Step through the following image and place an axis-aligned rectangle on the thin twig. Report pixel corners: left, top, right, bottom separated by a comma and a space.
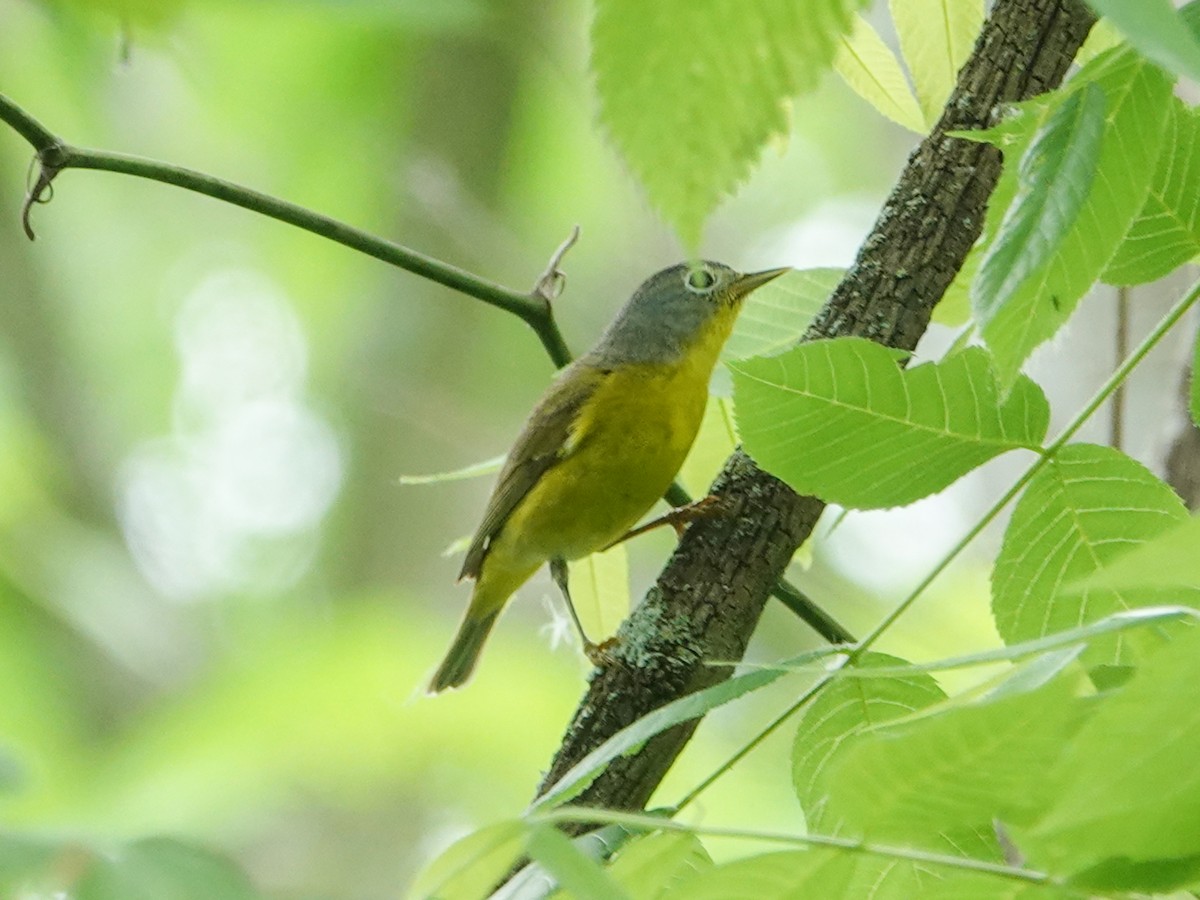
0, 91, 573, 365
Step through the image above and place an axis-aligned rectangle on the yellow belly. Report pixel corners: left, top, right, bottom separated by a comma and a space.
495, 360, 708, 566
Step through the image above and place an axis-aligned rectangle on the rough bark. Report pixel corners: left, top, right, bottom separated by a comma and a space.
535, 0, 1096, 818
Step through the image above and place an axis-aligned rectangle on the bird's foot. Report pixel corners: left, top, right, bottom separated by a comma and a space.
603, 494, 733, 549
583, 636, 620, 667
666, 493, 732, 537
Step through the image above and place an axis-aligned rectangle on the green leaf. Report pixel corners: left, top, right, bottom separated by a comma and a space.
939, 104, 1045, 329
932, 278, 972, 327
889, 0, 985, 126
1071, 513, 1200, 595
1085, 0, 1200, 82
991, 444, 1198, 666
605, 832, 713, 900
833, 14, 926, 133
792, 652, 946, 829
526, 825, 631, 900
408, 821, 527, 900
1074, 19, 1124, 65
1022, 628, 1200, 884
731, 340, 1049, 509
823, 670, 1084, 842
568, 545, 630, 642
973, 84, 1107, 329
659, 847, 1064, 900
950, 101, 1051, 148
1066, 854, 1200, 893
397, 453, 505, 485
532, 646, 843, 811
591, 0, 868, 246
1104, 99, 1200, 285
723, 268, 843, 363
976, 49, 1173, 388
921, 873, 1078, 899
75, 838, 260, 900
1086, 663, 1135, 691
659, 850, 856, 900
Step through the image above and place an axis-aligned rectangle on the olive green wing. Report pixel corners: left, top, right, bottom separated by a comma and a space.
458, 362, 607, 581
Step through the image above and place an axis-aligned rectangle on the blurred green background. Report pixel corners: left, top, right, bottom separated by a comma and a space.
5, 1, 1175, 897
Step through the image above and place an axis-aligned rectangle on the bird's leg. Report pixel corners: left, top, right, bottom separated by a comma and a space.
550, 557, 617, 667
603, 494, 733, 550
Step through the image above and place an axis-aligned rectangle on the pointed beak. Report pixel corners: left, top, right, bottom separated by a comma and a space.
729, 266, 790, 301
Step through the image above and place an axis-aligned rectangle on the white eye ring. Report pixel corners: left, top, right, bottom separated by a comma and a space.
685, 265, 717, 292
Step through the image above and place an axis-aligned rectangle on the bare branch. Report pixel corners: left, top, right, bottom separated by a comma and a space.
0, 91, 575, 364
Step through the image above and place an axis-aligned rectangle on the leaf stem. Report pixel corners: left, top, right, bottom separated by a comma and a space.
529, 808, 1053, 886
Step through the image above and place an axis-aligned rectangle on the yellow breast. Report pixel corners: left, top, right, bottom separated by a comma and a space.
499, 303, 739, 564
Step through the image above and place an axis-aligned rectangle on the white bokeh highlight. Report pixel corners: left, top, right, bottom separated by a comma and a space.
118, 269, 342, 602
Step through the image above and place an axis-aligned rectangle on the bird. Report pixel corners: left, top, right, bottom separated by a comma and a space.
428, 260, 788, 691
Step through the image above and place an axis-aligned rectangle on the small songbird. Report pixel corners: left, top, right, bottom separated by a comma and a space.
428, 260, 788, 691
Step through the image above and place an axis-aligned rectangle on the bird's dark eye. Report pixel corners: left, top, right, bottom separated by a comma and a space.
685, 266, 717, 292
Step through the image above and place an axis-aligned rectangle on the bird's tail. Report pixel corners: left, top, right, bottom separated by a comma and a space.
428, 608, 500, 692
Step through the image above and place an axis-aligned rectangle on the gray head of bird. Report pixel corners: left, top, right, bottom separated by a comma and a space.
589, 260, 790, 366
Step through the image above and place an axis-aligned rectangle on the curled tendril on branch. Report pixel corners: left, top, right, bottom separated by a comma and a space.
22, 146, 65, 241
532, 223, 581, 303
